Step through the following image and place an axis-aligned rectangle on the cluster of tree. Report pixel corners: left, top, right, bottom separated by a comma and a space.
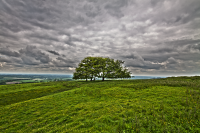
72, 56, 132, 81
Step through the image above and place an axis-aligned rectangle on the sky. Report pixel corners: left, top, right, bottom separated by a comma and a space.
0, 0, 200, 76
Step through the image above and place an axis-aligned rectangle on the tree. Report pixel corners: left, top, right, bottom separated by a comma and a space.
73, 56, 131, 81
72, 67, 85, 80
87, 56, 99, 81
96, 57, 110, 81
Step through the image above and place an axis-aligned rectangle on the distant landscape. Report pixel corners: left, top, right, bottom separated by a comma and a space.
0, 74, 73, 85
0, 73, 167, 85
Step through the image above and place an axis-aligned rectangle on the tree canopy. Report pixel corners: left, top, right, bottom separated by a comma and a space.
72, 56, 131, 81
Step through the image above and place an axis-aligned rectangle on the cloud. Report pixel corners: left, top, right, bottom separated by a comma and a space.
21, 56, 40, 65
47, 50, 60, 56
19, 45, 51, 64
150, 47, 176, 54
121, 52, 163, 70
0, 47, 20, 57
167, 57, 178, 64
56, 57, 75, 63
0, 57, 12, 63
52, 60, 75, 68
188, 43, 200, 52
0, 0, 199, 75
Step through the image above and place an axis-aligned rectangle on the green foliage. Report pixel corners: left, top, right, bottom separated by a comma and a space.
73, 56, 131, 81
0, 76, 200, 132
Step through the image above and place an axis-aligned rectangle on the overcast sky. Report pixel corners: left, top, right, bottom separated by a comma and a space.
0, 0, 200, 76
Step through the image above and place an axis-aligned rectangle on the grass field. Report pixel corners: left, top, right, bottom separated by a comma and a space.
0, 76, 200, 132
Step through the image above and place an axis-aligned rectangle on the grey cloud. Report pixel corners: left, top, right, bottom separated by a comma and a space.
104, 0, 127, 18
121, 52, 163, 70
0, 47, 20, 57
150, 47, 176, 54
188, 43, 200, 51
0, 55, 23, 68
13, 64, 24, 67
1, 20, 32, 33
150, 0, 162, 7
62, 34, 84, 47
83, 2, 101, 18
64, 40, 76, 46
52, 60, 75, 67
164, 39, 200, 47
11, 57, 23, 64
121, 52, 144, 61
56, 57, 76, 64
24, 19, 53, 30
0, 0, 199, 75
164, 57, 182, 70
29, 33, 59, 42
166, 57, 177, 64
19, 45, 51, 64
47, 50, 60, 56
0, 57, 11, 63
0, 29, 19, 40
142, 53, 176, 63
21, 56, 40, 65
174, 53, 200, 62
125, 59, 163, 70
0, 0, 60, 34
39, 56, 51, 64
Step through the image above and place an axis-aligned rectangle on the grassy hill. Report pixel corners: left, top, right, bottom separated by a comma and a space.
0, 76, 200, 132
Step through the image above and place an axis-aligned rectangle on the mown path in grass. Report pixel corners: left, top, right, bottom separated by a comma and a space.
0, 77, 200, 132
0, 81, 88, 106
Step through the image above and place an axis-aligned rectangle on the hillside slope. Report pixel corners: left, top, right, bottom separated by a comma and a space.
0, 77, 200, 132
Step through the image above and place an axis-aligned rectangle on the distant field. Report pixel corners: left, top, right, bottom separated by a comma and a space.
0, 76, 200, 132
20, 80, 39, 83
0, 74, 73, 85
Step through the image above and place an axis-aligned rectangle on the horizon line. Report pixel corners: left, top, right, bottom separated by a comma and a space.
0, 72, 199, 77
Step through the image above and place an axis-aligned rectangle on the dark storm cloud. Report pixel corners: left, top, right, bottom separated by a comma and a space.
47, 50, 60, 56
21, 56, 40, 65
104, 0, 128, 18
166, 57, 177, 64
53, 56, 78, 68
0, 0, 200, 75
0, 57, 12, 63
0, 0, 57, 30
142, 54, 177, 63
173, 53, 200, 62
10, 57, 23, 64
1, 21, 32, 33
0, 29, 19, 40
163, 39, 200, 47
52, 60, 75, 68
57, 57, 72, 63
19, 45, 51, 64
28, 32, 59, 42
150, 47, 176, 54
0, 47, 20, 57
188, 43, 200, 51
121, 52, 163, 70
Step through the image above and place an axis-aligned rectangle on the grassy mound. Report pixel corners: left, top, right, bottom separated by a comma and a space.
0, 76, 200, 132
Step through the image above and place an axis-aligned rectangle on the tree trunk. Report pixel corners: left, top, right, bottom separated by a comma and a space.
86, 78, 87, 81
94, 77, 95, 81
90, 77, 92, 81
102, 77, 104, 81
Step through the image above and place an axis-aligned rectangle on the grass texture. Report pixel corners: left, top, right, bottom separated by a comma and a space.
0, 76, 200, 132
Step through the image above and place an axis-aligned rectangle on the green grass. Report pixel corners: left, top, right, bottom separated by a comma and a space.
0, 76, 200, 132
